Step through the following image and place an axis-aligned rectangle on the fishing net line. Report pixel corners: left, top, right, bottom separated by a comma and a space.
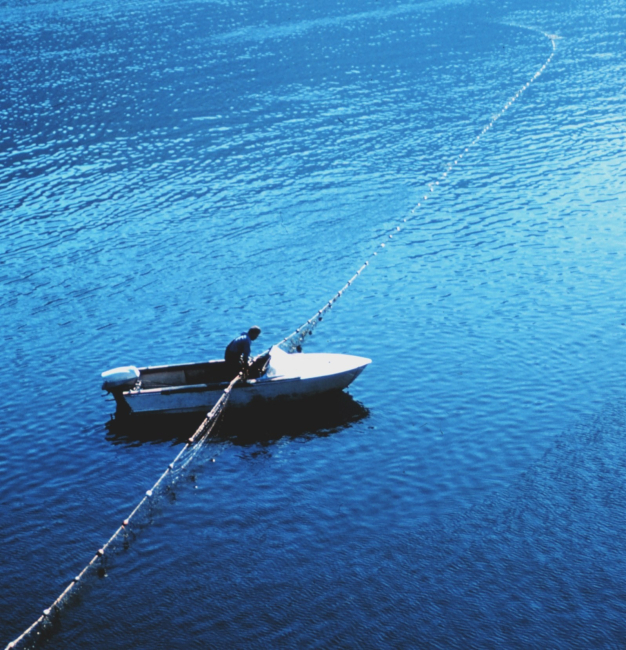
279, 30, 558, 354
277, 261, 370, 353
5, 375, 239, 650
5, 29, 559, 650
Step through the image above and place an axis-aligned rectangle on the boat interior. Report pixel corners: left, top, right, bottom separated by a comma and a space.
138, 351, 271, 389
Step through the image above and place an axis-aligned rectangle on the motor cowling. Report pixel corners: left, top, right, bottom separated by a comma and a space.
101, 366, 140, 392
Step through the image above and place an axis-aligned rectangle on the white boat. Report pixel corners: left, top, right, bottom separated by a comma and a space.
101, 346, 371, 416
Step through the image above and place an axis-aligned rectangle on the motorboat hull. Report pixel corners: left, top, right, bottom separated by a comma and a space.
103, 348, 371, 416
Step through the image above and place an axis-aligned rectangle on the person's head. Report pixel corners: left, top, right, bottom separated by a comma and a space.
248, 326, 261, 341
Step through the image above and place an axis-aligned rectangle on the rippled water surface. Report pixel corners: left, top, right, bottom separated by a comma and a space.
2, 0, 626, 647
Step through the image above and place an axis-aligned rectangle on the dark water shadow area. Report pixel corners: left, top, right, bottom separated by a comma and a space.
105, 391, 370, 448
353, 398, 626, 648
105, 411, 205, 447
222, 390, 370, 446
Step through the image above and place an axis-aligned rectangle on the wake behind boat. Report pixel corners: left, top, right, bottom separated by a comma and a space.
102, 346, 371, 416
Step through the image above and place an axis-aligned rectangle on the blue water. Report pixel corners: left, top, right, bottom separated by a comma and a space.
2, 0, 626, 647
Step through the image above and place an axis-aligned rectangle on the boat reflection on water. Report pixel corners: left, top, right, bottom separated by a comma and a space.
105, 391, 369, 448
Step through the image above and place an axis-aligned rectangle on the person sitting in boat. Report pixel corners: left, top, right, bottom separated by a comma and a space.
224, 326, 261, 378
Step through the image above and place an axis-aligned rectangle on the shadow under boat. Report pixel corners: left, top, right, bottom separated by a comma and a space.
105, 390, 370, 448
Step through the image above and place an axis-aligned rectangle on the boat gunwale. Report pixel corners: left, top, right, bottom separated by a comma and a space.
139, 358, 226, 374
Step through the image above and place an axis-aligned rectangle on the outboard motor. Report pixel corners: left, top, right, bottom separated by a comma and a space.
101, 366, 140, 392
101, 366, 139, 417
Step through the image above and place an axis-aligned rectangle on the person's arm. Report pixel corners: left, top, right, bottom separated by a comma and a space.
242, 337, 251, 365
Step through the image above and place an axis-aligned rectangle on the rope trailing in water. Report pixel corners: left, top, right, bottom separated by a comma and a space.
4, 373, 241, 650
5, 29, 559, 650
277, 260, 370, 352
279, 31, 559, 354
